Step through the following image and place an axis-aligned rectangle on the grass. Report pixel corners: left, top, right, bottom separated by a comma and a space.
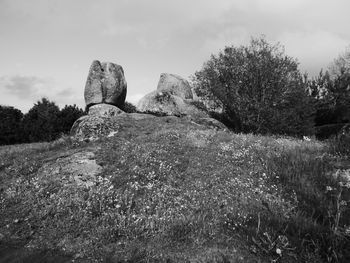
0, 116, 350, 262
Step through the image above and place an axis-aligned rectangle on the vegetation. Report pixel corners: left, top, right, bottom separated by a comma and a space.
192, 37, 315, 137
0, 117, 350, 262
0, 106, 24, 145
1, 36, 350, 262
120, 101, 138, 113
308, 69, 350, 139
0, 98, 84, 145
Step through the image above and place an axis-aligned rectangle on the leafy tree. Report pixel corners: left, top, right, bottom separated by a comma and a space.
0, 105, 24, 145
192, 37, 314, 136
22, 98, 60, 142
329, 45, 350, 78
57, 104, 85, 134
308, 66, 350, 139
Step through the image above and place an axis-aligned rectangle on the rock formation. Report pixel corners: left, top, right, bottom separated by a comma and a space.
137, 73, 206, 117
71, 66, 226, 141
157, 73, 193, 100
84, 60, 127, 109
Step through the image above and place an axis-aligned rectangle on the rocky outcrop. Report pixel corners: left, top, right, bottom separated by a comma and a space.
37, 151, 103, 188
157, 73, 193, 100
84, 60, 127, 109
137, 73, 207, 118
137, 90, 206, 117
71, 109, 157, 141
88, 103, 124, 117
71, 66, 226, 142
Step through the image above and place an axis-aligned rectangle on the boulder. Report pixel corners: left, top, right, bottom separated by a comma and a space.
137, 90, 207, 118
157, 73, 193, 100
88, 103, 124, 117
84, 60, 127, 108
71, 110, 156, 141
70, 115, 120, 141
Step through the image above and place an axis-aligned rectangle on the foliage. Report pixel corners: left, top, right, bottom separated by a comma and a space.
1, 116, 350, 262
308, 69, 350, 139
22, 98, 61, 142
119, 101, 138, 113
192, 36, 315, 136
57, 104, 85, 134
328, 125, 350, 156
0, 99, 84, 145
0, 106, 24, 145
329, 45, 350, 78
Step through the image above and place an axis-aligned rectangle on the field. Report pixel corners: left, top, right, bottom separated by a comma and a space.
0, 115, 350, 262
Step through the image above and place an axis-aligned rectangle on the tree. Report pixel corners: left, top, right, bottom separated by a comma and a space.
22, 98, 60, 142
57, 104, 85, 134
329, 45, 350, 78
192, 37, 314, 136
0, 105, 24, 145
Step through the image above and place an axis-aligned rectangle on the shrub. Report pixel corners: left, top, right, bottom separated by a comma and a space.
0, 105, 24, 145
328, 126, 350, 156
192, 36, 315, 136
120, 101, 138, 113
22, 98, 61, 142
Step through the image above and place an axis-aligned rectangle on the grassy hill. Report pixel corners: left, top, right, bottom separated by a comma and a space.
0, 115, 350, 262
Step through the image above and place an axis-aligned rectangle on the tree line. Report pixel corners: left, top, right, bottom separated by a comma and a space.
0, 98, 84, 145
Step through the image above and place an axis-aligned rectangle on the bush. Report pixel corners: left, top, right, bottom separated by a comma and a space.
192, 36, 315, 136
0, 105, 24, 145
57, 104, 85, 135
328, 125, 350, 156
120, 101, 138, 113
22, 98, 61, 142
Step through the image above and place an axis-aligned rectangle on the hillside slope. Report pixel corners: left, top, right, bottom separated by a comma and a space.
0, 114, 349, 262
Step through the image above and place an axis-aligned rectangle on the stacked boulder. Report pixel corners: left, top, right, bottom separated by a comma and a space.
71, 60, 128, 140
71, 62, 227, 141
84, 60, 127, 109
137, 73, 207, 118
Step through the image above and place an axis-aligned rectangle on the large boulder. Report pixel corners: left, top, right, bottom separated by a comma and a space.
84, 60, 127, 109
71, 103, 156, 141
137, 73, 208, 118
157, 73, 193, 100
88, 103, 124, 117
137, 90, 206, 117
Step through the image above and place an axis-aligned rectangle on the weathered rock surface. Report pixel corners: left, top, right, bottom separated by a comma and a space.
137, 90, 206, 117
71, 112, 157, 141
88, 104, 124, 117
84, 60, 127, 108
137, 73, 210, 119
157, 73, 193, 100
37, 150, 103, 188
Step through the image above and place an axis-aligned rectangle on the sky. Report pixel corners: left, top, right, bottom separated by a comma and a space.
1, 0, 350, 113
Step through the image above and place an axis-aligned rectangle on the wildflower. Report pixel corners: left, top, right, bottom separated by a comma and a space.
303, 136, 311, 141
326, 186, 334, 192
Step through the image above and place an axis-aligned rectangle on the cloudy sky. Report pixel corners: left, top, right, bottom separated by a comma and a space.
1, 0, 350, 112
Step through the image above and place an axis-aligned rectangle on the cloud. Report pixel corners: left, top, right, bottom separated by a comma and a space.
278, 30, 349, 75
200, 27, 250, 55
0, 75, 84, 112
0, 75, 53, 99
